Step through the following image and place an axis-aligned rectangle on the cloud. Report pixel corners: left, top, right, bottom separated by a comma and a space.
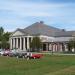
0, 1, 66, 17
0, 0, 75, 31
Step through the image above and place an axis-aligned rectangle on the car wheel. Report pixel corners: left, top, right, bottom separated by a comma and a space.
16, 56, 19, 58
33, 57, 36, 59
7, 54, 9, 56
23, 56, 25, 59
27, 56, 30, 60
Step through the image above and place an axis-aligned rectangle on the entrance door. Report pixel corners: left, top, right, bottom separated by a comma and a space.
43, 44, 46, 51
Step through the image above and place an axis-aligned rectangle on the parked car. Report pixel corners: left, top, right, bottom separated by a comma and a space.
9, 50, 18, 57
3, 50, 11, 56
16, 52, 27, 58
27, 53, 43, 59
15, 50, 27, 58
0, 49, 5, 56
31, 54, 43, 59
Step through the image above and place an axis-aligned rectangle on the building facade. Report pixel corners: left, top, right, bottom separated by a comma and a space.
10, 21, 75, 52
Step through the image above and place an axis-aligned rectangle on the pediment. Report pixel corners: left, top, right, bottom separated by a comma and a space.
11, 30, 25, 36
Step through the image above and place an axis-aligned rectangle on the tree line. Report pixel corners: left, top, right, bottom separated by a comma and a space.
0, 27, 11, 49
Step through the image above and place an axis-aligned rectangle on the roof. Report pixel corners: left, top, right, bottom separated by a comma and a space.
13, 21, 75, 37
55, 31, 75, 37
10, 28, 28, 37
23, 21, 62, 36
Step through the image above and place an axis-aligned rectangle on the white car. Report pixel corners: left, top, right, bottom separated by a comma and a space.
0, 49, 5, 56
9, 49, 17, 57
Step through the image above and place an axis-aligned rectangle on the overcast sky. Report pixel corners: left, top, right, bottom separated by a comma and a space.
0, 0, 75, 32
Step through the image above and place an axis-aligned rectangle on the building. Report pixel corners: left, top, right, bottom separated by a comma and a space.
10, 21, 75, 52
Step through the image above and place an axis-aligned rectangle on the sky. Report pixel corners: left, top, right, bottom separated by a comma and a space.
0, 0, 75, 32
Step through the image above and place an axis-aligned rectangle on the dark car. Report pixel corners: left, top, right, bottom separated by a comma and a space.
15, 50, 27, 58
16, 52, 27, 58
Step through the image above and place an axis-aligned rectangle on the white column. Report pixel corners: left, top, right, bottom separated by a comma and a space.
51, 44, 53, 51
46, 43, 49, 51
23, 37, 26, 50
13, 38, 15, 49
27, 37, 30, 50
20, 37, 22, 50
16, 38, 18, 49
64, 44, 68, 51
56, 45, 58, 52
10, 38, 12, 49
49, 44, 51, 51
57, 43, 60, 52
60, 44, 63, 52
53, 44, 55, 52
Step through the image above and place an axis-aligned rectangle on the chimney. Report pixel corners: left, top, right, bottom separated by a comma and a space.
40, 21, 44, 24
62, 29, 66, 31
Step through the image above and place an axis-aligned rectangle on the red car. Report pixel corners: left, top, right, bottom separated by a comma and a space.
31, 54, 43, 59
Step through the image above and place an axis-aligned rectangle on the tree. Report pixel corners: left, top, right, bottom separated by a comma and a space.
1, 33, 10, 49
3, 32, 11, 41
0, 27, 4, 35
0, 27, 4, 41
0, 27, 11, 49
68, 38, 75, 52
30, 36, 42, 52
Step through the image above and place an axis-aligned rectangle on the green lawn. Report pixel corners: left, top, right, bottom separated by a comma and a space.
0, 55, 75, 75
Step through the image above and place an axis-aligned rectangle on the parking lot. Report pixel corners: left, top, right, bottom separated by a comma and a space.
0, 49, 43, 59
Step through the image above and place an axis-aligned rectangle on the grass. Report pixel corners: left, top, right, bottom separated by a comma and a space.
0, 55, 75, 75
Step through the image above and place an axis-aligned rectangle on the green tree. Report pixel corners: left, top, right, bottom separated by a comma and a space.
0, 27, 10, 49
0, 27, 4, 41
1, 33, 10, 49
3, 32, 11, 41
68, 38, 75, 52
30, 36, 42, 52
0, 27, 4, 35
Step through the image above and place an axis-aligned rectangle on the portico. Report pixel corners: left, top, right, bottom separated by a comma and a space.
10, 36, 32, 51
